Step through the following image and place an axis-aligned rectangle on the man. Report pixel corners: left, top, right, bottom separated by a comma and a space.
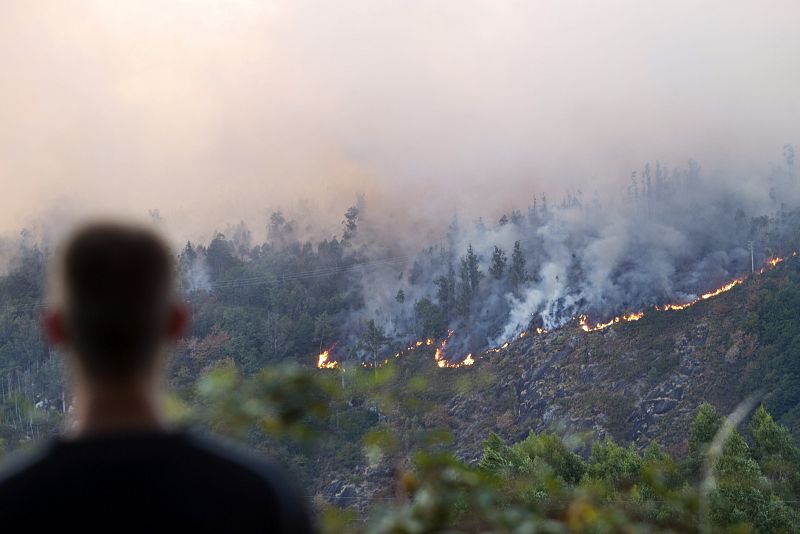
0, 222, 313, 532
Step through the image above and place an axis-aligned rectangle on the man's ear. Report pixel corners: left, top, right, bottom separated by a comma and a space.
166, 302, 190, 342
42, 308, 68, 347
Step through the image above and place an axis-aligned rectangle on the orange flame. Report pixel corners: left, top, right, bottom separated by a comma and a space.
316, 251, 795, 369
317, 348, 339, 369
583, 253, 793, 332
434, 330, 477, 368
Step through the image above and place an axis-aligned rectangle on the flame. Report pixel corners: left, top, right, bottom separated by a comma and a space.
317, 348, 339, 369
578, 310, 646, 332
316, 252, 795, 369
654, 278, 745, 313
434, 331, 476, 368
582, 253, 793, 332
658, 302, 693, 311
434, 330, 454, 367
623, 311, 644, 321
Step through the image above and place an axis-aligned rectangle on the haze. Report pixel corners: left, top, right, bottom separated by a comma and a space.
1, 1, 798, 241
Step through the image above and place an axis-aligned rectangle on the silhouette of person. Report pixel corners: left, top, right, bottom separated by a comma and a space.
0, 222, 313, 532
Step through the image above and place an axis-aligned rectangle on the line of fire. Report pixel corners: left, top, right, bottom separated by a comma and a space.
316, 253, 796, 371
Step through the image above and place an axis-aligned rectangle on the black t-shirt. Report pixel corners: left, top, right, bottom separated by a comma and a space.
0, 431, 313, 533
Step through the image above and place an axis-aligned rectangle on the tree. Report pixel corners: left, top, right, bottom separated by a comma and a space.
457, 245, 483, 317
478, 432, 516, 473
341, 194, 367, 244
685, 402, 723, 479
587, 439, 643, 489
489, 246, 507, 280
395, 289, 405, 304
750, 405, 800, 497
509, 241, 527, 291
463, 244, 482, 296
414, 298, 446, 338
342, 205, 359, 243
435, 265, 456, 320
206, 233, 238, 280
361, 319, 389, 367
179, 240, 197, 264
709, 430, 798, 532
268, 211, 294, 247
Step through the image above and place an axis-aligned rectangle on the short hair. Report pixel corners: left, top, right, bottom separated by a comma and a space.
53, 222, 177, 380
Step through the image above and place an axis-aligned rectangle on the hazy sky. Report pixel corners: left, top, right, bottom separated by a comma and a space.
1, 1, 798, 241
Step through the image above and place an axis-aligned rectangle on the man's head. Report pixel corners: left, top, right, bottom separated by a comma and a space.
44, 222, 188, 383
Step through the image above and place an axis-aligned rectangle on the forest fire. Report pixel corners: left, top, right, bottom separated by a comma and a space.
578, 311, 644, 332
316, 252, 794, 370
581, 253, 792, 333
317, 348, 339, 369
654, 278, 745, 312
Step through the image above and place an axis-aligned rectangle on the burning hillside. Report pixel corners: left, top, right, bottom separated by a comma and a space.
317, 253, 795, 370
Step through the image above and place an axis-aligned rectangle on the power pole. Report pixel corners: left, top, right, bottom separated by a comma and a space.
749, 241, 755, 274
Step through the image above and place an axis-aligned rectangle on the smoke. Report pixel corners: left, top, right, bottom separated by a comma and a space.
344, 156, 800, 354
183, 255, 212, 293
1, 1, 799, 242
2, 2, 800, 359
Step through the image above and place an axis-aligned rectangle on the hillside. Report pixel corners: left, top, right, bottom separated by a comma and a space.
313, 256, 800, 509
1, 240, 800, 524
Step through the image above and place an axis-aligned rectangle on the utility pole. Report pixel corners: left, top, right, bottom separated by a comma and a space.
749, 241, 755, 274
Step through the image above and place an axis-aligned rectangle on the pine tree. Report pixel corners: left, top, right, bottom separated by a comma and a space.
455, 245, 483, 317
464, 244, 483, 296
509, 241, 527, 290
685, 402, 723, 479
489, 246, 507, 280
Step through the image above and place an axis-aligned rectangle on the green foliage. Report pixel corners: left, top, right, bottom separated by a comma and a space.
750, 405, 800, 499
456, 244, 483, 317
587, 439, 643, 488
685, 402, 724, 479
3, 220, 800, 532
748, 263, 800, 437
360, 320, 390, 366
